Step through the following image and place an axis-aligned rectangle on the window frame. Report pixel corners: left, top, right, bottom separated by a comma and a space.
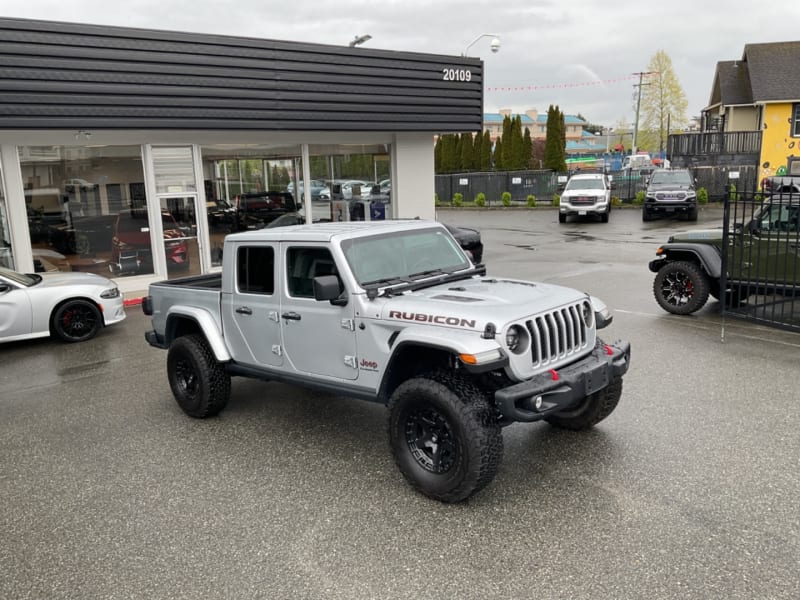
793, 104, 800, 137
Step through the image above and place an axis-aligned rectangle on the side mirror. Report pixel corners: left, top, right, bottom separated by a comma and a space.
313, 274, 347, 306
0, 283, 10, 293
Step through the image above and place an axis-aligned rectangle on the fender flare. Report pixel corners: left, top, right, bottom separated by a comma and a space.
164, 305, 230, 362
655, 243, 722, 279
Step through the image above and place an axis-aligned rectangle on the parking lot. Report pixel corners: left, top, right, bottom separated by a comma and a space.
1, 205, 799, 599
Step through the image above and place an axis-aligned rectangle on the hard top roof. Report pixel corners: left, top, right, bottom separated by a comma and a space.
226, 219, 447, 244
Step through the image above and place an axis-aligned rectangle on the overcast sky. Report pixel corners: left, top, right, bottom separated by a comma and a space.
2, 0, 799, 128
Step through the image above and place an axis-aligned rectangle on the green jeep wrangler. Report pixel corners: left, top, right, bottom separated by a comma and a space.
648, 192, 800, 314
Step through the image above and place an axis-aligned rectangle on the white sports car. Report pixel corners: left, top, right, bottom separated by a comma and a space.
0, 266, 126, 344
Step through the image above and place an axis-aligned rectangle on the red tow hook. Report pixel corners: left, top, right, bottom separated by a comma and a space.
549, 369, 559, 381
603, 344, 614, 356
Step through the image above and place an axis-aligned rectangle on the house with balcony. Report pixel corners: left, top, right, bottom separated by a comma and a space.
669, 41, 800, 190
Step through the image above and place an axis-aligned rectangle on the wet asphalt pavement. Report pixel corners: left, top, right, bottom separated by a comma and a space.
1, 205, 799, 599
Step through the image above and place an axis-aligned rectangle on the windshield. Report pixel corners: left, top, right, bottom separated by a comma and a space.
650, 171, 692, 186
342, 227, 471, 286
565, 178, 604, 191
0, 266, 38, 286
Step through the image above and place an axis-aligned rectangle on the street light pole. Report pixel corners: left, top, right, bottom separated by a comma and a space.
461, 34, 501, 56
349, 34, 372, 48
632, 71, 655, 155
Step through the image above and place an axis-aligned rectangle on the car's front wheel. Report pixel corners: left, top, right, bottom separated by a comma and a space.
51, 299, 102, 342
653, 260, 710, 314
388, 371, 503, 503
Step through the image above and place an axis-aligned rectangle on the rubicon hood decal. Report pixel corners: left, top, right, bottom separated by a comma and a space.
388, 311, 476, 328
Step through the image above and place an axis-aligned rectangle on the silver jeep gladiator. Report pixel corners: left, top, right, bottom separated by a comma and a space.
143, 220, 631, 502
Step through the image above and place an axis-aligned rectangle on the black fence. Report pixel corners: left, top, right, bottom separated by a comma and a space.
436, 164, 760, 205
720, 188, 800, 332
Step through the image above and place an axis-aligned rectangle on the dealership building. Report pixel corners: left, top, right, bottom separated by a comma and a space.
0, 17, 482, 294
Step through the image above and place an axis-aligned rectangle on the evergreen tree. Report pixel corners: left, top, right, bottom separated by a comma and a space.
544, 105, 567, 172
501, 115, 513, 169
434, 136, 442, 173
523, 127, 532, 169
472, 132, 482, 171
480, 130, 492, 171
494, 138, 504, 171
460, 133, 474, 171
441, 134, 458, 173
510, 116, 524, 169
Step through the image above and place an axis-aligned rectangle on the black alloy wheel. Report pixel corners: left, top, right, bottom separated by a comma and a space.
52, 300, 102, 342
404, 405, 458, 474
653, 261, 710, 315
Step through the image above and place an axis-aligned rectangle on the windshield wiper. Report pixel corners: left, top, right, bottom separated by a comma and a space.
408, 267, 455, 280
361, 275, 411, 287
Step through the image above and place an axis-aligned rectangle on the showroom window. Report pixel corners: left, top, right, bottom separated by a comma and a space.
18, 145, 150, 275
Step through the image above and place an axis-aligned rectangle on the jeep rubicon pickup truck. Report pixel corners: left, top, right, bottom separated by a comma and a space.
143, 220, 631, 502
649, 193, 800, 314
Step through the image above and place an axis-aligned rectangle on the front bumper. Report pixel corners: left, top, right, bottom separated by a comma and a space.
644, 201, 695, 214
560, 201, 608, 215
494, 339, 631, 423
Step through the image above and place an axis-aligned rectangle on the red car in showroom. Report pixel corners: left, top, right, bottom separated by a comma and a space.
110, 209, 189, 275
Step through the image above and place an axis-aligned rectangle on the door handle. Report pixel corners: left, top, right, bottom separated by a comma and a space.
281, 311, 302, 321
235, 306, 253, 315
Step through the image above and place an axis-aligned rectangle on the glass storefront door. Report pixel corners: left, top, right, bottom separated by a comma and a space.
159, 195, 202, 278
0, 160, 12, 269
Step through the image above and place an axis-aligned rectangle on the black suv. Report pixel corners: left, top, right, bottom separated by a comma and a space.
643, 169, 698, 222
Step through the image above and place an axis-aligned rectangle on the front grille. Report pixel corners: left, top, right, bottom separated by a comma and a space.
571, 196, 596, 205
525, 304, 588, 367
655, 192, 686, 201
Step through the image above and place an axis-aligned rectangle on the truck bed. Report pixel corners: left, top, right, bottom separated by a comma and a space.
151, 273, 222, 290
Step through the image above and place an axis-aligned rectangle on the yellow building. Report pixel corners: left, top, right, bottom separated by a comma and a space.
703, 41, 800, 178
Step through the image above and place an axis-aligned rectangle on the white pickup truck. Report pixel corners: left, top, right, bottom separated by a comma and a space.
143, 220, 631, 502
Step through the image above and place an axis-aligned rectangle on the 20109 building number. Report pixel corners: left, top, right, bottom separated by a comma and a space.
442, 68, 472, 82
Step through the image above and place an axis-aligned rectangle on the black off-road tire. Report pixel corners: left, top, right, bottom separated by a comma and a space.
387, 370, 503, 503
600, 209, 610, 223
51, 299, 102, 343
545, 376, 623, 431
558, 213, 567, 223
167, 334, 231, 418
687, 206, 698, 221
642, 208, 653, 222
653, 260, 710, 315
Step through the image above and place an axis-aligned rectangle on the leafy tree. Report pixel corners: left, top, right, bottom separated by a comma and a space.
544, 105, 566, 171
434, 136, 443, 173
638, 51, 689, 153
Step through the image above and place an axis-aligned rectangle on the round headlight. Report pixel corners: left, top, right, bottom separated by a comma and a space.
581, 301, 594, 327
506, 327, 519, 351
505, 324, 528, 354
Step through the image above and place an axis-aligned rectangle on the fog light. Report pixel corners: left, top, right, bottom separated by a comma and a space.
535, 396, 543, 410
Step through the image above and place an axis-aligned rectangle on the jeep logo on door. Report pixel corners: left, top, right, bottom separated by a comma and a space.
359, 358, 378, 371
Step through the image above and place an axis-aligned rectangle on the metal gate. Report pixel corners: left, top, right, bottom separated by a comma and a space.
720, 189, 800, 332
